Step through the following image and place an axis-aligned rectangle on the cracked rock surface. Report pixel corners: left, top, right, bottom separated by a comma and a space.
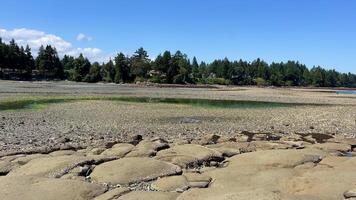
1, 133, 356, 200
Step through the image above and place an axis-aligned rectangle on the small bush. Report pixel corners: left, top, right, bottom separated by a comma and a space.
148, 75, 163, 83
199, 78, 232, 85
254, 78, 268, 86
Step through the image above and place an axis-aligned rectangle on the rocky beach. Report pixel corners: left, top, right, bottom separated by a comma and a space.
1, 81, 356, 200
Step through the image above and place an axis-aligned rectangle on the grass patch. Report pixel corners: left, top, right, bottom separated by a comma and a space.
0, 95, 321, 111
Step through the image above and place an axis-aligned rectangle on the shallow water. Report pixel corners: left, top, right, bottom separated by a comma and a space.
0, 96, 315, 111
336, 90, 356, 95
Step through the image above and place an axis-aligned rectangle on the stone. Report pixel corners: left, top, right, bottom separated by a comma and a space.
118, 191, 180, 200
90, 147, 107, 155
234, 134, 250, 142
286, 167, 356, 200
94, 187, 130, 200
205, 142, 241, 157
227, 149, 324, 168
179, 117, 201, 124
177, 149, 326, 200
90, 157, 182, 185
11, 154, 49, 165
281, 141, 305, 149
344, 189, 356, 198
192, 134, 221, 145
184, 172, 211, 188
68, 165, 91, 176
101, 143, 134, 157
55, 136, 71, 144
249, 141, 291, 151
126, 138, 169, 157
129, 134, 143, 145
151, 175, 189, 192
311, 142, 351, 153
60, 173, 86, 181
156, 144, 224, 168
0, 175, 106, 200
178, 188, 282, 200
0, 159, 19, 175
49, 150, 76, 157
303, 135, 317, 144
8, 155, 91, 178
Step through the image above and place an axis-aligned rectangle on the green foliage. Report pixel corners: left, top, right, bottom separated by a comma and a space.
148, 75, 163, 83
131, 47, 151, 79
199, 77, 232, 85
102, 59, 115, 82
0, 39, 35, 80
69, 54, 91, 82
114, 53, 131, 83
84, 62, 102, 83
35, 45, 63, 79
1, 38, 356, 88
254, 78, 268, 86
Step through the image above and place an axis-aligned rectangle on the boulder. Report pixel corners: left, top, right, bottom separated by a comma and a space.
8, 155, 91, 178
0, 175, 106, 200
344, 189, 356, 198
311, 142, 351, 153
151, 175, 189, 192
89, 147, 107, 155
90, 157, 182, 185
285, 168, 356, 200
94, 187, 130, 200
156, 144, 224, 168
191, 134, 221, 145
177, 149, 326, 200
227, 149, 324, 168
101, 143, 134, 157
126, 138, 169, 157
184, 172, 212, 188
205, 142, 240, 157
118, 191, 180, 200
49, 150, 76, 157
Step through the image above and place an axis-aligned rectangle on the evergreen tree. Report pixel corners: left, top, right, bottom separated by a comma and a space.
114, 53, 131, 83
70, 54, 91, 81
61, 55, 75, 70
84, 62, 102, 83
131, 47, 150, 79
24, 45, 35, 79
35, 45, 63, 79
191, 56, 200, 81
102, 59, 115, 82
166, 51, 183, 83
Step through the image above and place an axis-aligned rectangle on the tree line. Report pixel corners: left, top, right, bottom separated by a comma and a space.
1, 38, 356, 87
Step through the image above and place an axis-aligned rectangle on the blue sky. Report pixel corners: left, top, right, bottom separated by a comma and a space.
0, 0, 355, 73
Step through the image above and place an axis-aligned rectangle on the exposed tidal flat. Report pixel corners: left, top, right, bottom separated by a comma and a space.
2, 81, 356, 199
0, 80, 356, 154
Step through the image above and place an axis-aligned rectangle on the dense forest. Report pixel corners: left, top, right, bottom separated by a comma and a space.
1, 38, 356, 87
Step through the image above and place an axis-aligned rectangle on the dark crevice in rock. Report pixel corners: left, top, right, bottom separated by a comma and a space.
57, 156, 118, 179
0, 171, 9, 176
338, 152, 356, 157
351, 144, 356, 152
241, 131, 255, 142
185, 156, 226, 170
296, 132, 334, 144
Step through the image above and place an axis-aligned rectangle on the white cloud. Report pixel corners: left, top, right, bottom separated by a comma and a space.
0, 28, 109, 62
76, 33, 92, 41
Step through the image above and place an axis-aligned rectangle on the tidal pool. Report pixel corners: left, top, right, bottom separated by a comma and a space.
0, 96, 317, 111
336, 90, 356, 95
